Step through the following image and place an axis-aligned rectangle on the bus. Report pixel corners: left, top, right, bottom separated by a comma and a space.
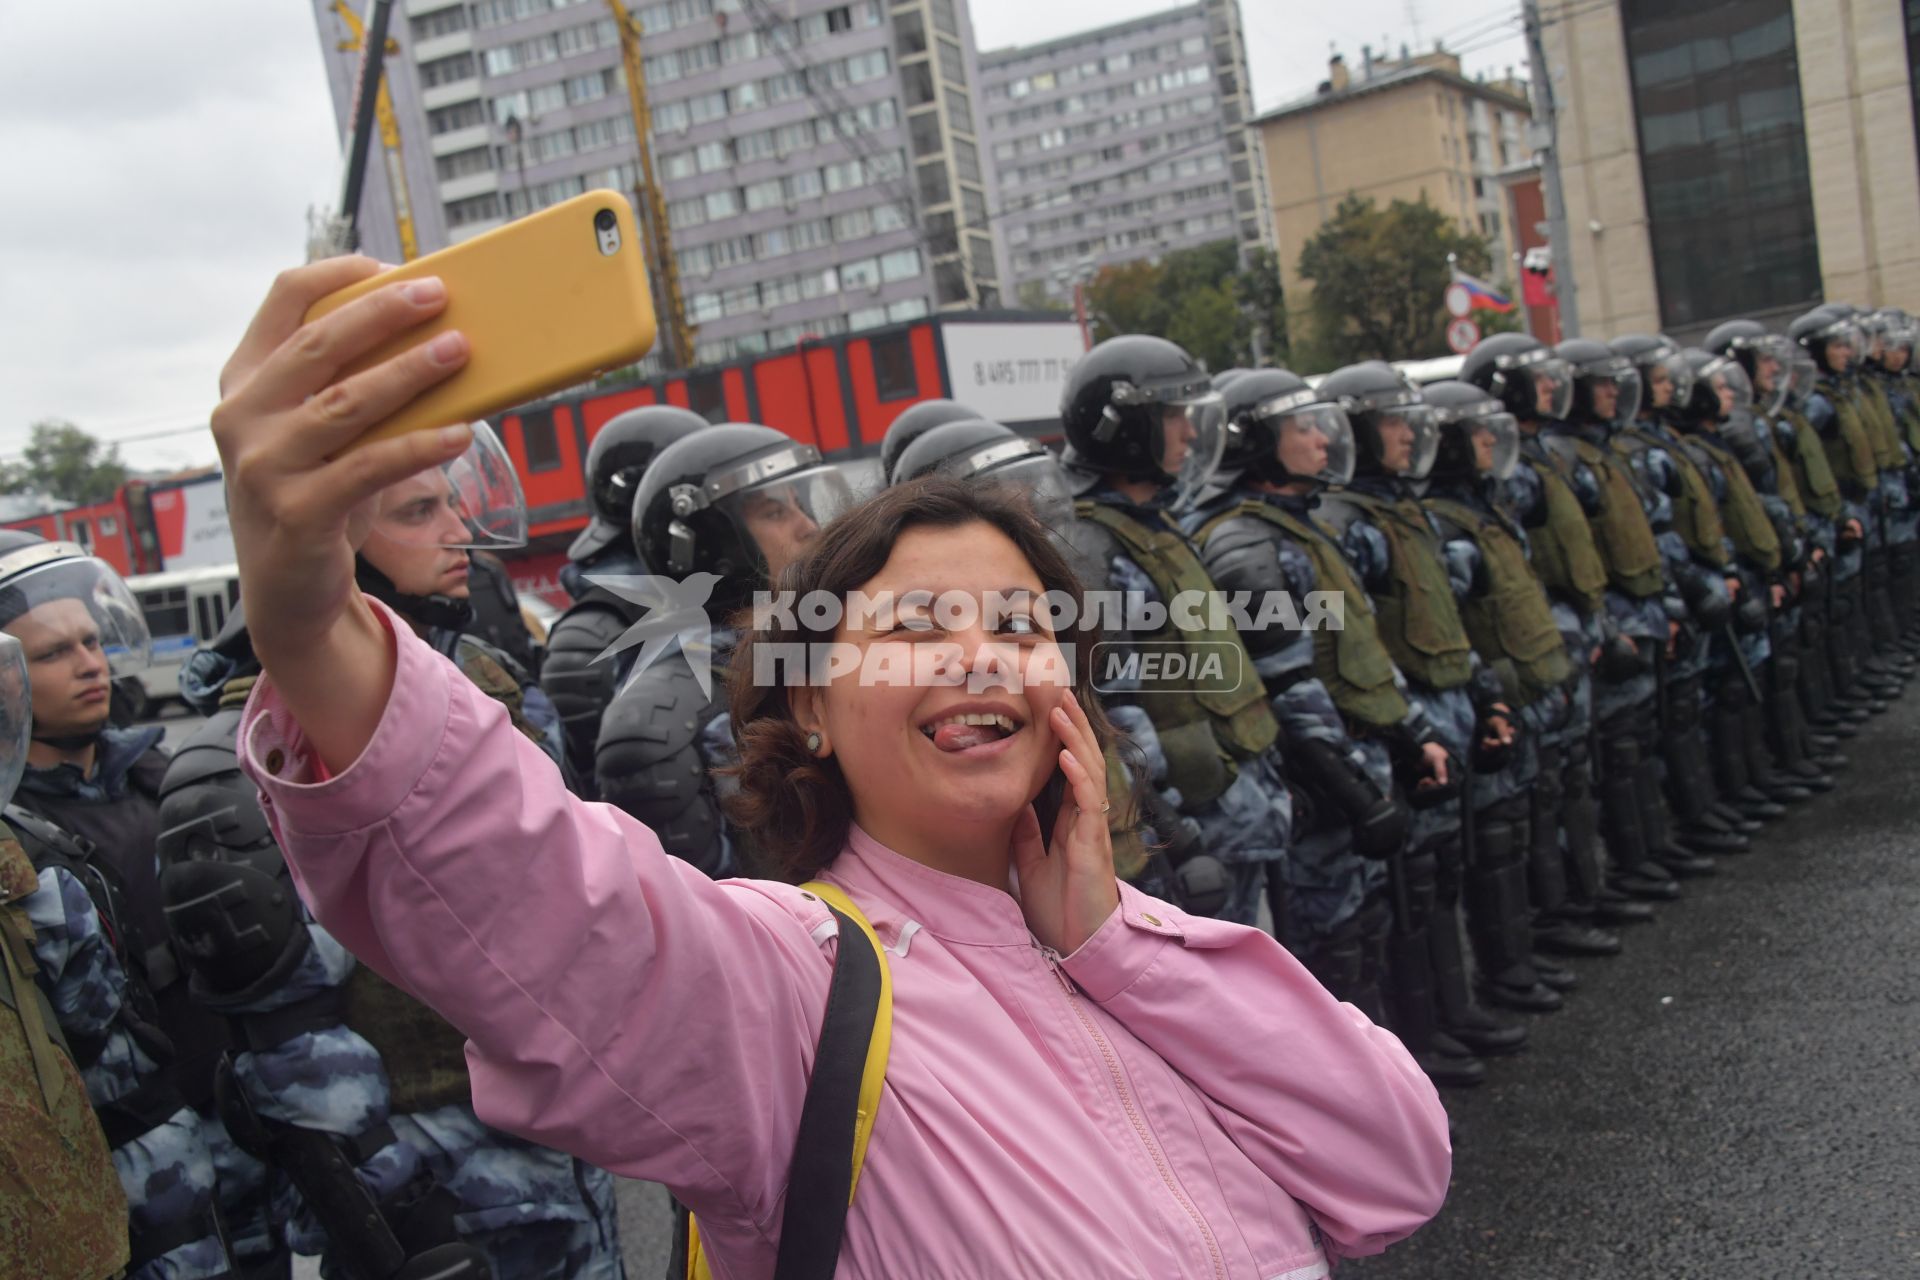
125, 563, 240, 716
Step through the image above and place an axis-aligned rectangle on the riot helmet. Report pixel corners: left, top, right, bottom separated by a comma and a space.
1681, 349, 1755, 436
1876, 307, 1916, 372
633, 424, 853, 610
0, 538, 152, 751
1705, 319, 1794, 418
1790, 306, 1860, 376
0, 633, 29, 809
1319, 361, 1439, 481
1422, 380, 1520, 482
1556, 338, 1643, 428
1217, 368, 1355, 488
893, 420, 1074, 526
361, 420, 527, 550
570, 406, 708, 563
880, 400, 981, 485
1460, 332, 1574, 422
1785, 349, 1820, 414
1609, 333, 1696, 416
1058, 334, 1226, 507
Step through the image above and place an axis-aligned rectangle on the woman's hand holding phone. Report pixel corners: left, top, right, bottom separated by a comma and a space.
1012, 689, 1121, 957
211, 256, 472, 771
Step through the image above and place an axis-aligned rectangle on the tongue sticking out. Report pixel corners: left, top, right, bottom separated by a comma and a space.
932, 723, 1002, 752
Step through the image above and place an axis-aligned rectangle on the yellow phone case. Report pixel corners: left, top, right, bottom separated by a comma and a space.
305, 189, 657, 450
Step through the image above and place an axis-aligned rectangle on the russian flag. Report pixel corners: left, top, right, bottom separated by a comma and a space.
1452, 269, 1517, 314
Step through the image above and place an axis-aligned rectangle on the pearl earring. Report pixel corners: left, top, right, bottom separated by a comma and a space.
806, 732, 823, 754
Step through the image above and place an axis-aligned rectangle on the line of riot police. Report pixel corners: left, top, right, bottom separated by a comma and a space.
541, 304, 1920, 1095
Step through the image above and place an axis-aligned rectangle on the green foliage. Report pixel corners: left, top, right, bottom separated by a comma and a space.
1295, 194, 1500, 367
1015, 280, 1072, 314
1082, 239, 1288, 372
0, 421, 128, 506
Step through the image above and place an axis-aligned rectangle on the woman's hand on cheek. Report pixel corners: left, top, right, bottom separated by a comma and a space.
1011, 689, 1120, 957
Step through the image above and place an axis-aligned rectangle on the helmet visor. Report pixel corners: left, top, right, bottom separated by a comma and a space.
0, 555, 153, 678
371, 421, 528, 548
1640, 346, 1694, 412
1160, 392, 1228, 509
1472, 412, 1522, 481
1259, 400, 1355, 486
1818, 319, 1862, 370
1374, 404, 1440, 479
713, 458, 854, 580
980, 454, 1077, 527
1786, 351, 1819, 410
1529, 357, 1575, 421
0, 634, 29, 809
1584, 366, 1642, 428
1733, 335, 1790, 417
1708, 359, 1754, 424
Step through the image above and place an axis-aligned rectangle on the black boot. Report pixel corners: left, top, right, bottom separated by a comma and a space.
1384, 849, 1486, 1087
1432, 904, 1531, 1053
1742, 700, 1814, 803
1462, 816, 1562, 1014
1599, 732, 1685, 896
1635, 752, 1717, 874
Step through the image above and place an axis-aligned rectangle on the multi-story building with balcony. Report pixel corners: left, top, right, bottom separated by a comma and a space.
978, 1, 1272, 306
310, 0, 1003, 371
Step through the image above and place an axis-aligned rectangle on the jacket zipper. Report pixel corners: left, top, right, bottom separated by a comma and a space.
1038, 943, 1227, 1280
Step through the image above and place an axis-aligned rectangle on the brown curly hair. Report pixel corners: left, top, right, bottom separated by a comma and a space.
722, 475, 1130, 883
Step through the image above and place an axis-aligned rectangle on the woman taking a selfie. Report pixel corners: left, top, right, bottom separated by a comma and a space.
212, 257, 1450, 1279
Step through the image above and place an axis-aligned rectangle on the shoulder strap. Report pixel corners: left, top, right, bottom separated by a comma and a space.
682, 881, 893, 1280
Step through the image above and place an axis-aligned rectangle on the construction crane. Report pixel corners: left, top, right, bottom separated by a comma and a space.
604, 0, 694, 369
330, 0, 418, 261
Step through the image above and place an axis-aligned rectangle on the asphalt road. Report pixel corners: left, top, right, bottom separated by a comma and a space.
231, 684, 1919, 1280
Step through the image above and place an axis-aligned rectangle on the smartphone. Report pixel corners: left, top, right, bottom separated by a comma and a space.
305, 189, 657, 450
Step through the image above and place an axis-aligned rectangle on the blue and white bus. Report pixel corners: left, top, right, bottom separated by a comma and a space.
125, 563, 240, 715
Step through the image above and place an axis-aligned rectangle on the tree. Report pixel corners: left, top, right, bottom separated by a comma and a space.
0, 421, 128, 506
1080, 239, 1290, 371
1015, 280, 1071, 314
1295, 194, 1498, 368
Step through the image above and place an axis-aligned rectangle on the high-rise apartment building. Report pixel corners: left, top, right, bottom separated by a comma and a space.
310, 0, 1003, 371
978, 1, 1272, 306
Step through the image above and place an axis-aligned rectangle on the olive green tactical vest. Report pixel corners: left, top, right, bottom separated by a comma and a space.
1073, 502, 1280, 810
1564, 435, 1666, 597
1857, 379, 1905, 471
1423, 497, 1573, 707
341, 967, 473, 1115
1612, 426, 1727, 567
1520, 452, 1609, 613
1898, 374, 1920, 453
0, 834, 132, 1280
1196, 500, 1411, 730
1822, 384, 1881, 494
1688, 435, 1782, 572
1781, 408, 1843, 518
1767, 431, 1806, 517
1330, 492, 1475, 691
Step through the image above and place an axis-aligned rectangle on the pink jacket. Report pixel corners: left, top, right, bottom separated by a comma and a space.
241, 602, 1450, 1279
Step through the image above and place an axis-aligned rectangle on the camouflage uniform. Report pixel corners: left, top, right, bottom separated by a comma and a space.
20, 852, 227, 1277
1070, 487, 1292, 927
0, 828, 129, 1280
163, 644, 627, 1280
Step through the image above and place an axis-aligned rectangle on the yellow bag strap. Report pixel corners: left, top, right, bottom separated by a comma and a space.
683, 880, 893, 1280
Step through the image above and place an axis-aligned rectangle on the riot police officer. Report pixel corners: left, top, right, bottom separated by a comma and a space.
540, 406, 707, 793
0, 537, 241, 1278
1791, 307, 1904, 711
1053, 335, 1291, 927
1311, 362, 1535, 1078
1462, 336, 1673, 922
1189, 370, 1456, 1050
878, 398, 984, 486
596, 424, 852, 875
161, 612, 624, 1280
1858, 310, 1920, 639
1, 630, 135, 1280
890, 419, 1075, 530
1420, 381, 1622, 983
353, 426, 564, 765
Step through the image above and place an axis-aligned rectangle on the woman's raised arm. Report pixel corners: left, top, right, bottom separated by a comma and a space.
211, 256, 475, 772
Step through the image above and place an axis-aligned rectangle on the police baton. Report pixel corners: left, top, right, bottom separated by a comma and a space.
1720, 623, 1766, 704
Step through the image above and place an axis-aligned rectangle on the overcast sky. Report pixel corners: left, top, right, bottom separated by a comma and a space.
0, 0, 1524, 475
